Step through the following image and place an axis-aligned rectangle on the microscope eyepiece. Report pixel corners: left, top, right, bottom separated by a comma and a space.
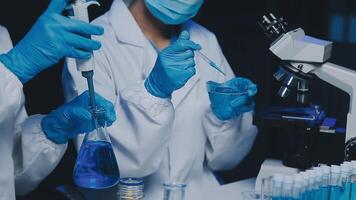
258, 13, 288, 40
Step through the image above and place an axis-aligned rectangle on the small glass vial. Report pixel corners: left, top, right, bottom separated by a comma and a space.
119, 178, 144, 200
163, 182, 187, 200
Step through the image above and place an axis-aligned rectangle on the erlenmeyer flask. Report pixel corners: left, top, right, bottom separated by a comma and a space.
73, 107, 120, 189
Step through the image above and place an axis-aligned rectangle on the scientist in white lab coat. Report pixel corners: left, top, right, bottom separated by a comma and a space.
0, 0, 116, 199
63, 0, 258, 199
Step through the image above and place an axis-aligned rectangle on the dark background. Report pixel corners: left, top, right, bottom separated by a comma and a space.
1, 0, 356, 199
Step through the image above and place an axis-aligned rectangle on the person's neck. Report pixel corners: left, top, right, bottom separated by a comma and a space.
129, 0, 181, 50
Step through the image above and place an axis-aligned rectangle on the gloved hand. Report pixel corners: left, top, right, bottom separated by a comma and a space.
145, 31, 201, 98
207, 77, 258, 121
41, 91, 116, 144
0, 0, 104, 83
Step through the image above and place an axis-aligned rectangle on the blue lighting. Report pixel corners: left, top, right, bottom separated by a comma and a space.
348, 15, 356, 43
329, 14, 345, 42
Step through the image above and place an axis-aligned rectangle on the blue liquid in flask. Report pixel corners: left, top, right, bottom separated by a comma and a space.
73, 140, 120, 189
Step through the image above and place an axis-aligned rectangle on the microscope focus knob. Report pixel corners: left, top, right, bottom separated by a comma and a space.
344, 137, 356, 161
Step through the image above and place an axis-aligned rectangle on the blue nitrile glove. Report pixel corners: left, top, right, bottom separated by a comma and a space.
208, 77, 258, 121
41, 91, 116, 144
0, 0, 104, 83
145, 31, 201, 98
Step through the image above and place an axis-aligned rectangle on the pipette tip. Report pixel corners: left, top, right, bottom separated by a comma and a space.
196, 51, 226, 76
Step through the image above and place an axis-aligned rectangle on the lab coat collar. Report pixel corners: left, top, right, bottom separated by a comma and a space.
108, 0, 146, 47
108, 0, 201, 107
108, 0, 201, 50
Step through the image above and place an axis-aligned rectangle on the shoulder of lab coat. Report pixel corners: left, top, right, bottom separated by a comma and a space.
0, 25, 23, 118
0, 25, 14, 53
0, 25, 67, 195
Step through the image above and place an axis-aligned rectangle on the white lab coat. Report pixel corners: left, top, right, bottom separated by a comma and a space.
0, 26, 67, 200
62, 0, 258, 199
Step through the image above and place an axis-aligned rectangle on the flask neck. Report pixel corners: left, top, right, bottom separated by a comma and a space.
83, 106, 112, 143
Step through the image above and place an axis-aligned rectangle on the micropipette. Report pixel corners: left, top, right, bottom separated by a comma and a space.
196, 51, 226, 76
69, 0, 100, 111
70, 1, 121, 189
171, 32, 225, 76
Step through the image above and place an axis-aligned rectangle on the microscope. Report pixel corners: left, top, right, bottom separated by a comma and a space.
254, 13, 356, 193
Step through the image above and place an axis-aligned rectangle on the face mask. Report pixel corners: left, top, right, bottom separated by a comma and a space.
144, 0, 204, 25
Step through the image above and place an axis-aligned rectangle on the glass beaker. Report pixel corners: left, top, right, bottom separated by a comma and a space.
163, 183, 187, 200
118, 177, 144, 200
73, 107, 120, 189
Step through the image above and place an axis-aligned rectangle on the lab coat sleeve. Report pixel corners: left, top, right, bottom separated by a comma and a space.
204, 34, 258, 171
0, 62, 67, 195
63, 48, 175, 177
13, 113, 67, 195
0, 26, 67, 195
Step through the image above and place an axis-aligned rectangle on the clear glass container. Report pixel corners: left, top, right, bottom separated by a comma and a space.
73, 107, 120, 189
320, 166, 331, 200
351, 173, 356, 200
118, 177, 144, 200
349, 162, 356, 200
163, 182, 187, 200
260, 176, 273, 200
329, 166, 342, 200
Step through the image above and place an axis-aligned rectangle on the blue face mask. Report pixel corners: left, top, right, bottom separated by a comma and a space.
144, 0, 204, 25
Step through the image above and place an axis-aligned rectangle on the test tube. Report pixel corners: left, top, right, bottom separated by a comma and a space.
300, 171, 310, 200
306, 170, 316, 200
271, 174, 284, 199
350, 161, 356, 200
340, 162, 352, 199
292, 174, 303, 200
320, 166, 331, 200
314, 168, 324, 199
281, 175, 293, 199
330, 165, 343, 200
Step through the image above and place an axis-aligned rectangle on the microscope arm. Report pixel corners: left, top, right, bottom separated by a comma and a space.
311, 62, 356, 141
